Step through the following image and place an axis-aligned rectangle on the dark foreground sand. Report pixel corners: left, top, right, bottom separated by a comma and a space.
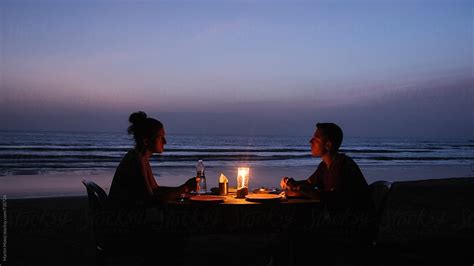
1, 166, 473, 266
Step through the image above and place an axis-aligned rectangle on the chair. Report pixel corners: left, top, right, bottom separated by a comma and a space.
82, 180, 108, 210
82, 180, 148, 266
374, 178, 474, 263
82, 180, 110, 265
368, 180, 392, 246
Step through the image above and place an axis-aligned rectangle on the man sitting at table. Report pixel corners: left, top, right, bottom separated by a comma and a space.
280, 122, 373, 212
279, 123, 374, 266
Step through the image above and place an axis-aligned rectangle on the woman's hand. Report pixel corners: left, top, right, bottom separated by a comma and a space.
184, 177, 198, 192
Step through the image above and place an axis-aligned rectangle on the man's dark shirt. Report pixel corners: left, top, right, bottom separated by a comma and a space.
306, 153, 373, 211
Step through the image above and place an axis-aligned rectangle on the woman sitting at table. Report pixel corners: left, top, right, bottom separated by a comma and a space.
108, 111, 197, 207
280, 123, 373, 212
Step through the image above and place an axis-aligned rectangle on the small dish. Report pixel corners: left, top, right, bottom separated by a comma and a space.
245, 194, 282, 202
252, 187, 282, 194
189, 195, 226, 203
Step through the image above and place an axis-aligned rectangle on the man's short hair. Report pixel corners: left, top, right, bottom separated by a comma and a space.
316, 123, 343, 151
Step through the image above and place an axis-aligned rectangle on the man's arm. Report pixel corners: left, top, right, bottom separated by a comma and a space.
285, 186, 320, 199
283, 177, 319, 199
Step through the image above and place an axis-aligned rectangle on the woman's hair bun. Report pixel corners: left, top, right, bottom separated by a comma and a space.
128, 111, 147, 135
129, 111, 147, 125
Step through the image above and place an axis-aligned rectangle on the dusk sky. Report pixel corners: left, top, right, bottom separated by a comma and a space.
1, 0, 472, 138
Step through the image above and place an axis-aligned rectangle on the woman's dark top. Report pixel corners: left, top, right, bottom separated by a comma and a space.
108, 150, 150, 207
307, 153, 373, 212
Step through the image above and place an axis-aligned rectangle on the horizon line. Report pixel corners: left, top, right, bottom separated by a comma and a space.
0, 129, 472, 142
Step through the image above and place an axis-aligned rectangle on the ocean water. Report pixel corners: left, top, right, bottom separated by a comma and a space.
0, 131, 473, 176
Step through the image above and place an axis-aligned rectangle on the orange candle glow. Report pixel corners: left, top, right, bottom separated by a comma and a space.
236, 167, 249, 198
237, 167, 249, 189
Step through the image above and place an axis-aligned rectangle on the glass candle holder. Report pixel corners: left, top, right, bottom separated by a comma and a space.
236, 167, 249, 198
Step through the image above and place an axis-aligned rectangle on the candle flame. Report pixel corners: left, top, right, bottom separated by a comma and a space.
237, 167, 249, 189
238, 168, 249, 177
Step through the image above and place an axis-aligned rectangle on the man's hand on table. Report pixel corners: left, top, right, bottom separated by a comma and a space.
280, 177, 301, 191
280, 177, 289, 190
280, 177, 320, 200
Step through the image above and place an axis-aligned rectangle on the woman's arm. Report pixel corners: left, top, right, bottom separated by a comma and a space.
139, 158, 155, 197
152, 178, 197, 202
153, 185, 187, 195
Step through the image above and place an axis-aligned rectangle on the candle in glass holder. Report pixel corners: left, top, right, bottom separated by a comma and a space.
236, 167, 249, 198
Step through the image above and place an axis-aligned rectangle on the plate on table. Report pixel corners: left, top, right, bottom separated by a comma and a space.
252, 187, 282, 194
245, 194, 282, 202
189, 195, 226, 203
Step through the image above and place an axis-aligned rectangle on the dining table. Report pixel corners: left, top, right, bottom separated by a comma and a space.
144, 190, 325, 235
109, 188, 371, 266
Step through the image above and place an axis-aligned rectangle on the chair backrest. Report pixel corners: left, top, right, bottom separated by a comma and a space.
369, 180, 392, 215
82, 180, 108, 210
378, 177, 474, 243
367, 180, 392, 244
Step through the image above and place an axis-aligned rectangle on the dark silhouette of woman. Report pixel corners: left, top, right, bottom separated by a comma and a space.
108, 111, 196, 207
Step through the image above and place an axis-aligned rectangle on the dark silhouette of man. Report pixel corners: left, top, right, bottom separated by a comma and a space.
281, 123, 372, 212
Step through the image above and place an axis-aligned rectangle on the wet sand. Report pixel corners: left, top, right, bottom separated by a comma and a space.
1, 164, 472, 199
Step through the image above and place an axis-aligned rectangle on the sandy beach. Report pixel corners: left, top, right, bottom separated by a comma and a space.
2, 162, 473, 265
1, 164, 472, 199
3, 174, 473, 266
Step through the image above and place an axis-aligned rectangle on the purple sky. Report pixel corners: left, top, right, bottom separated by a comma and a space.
1, 0, 472, 138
